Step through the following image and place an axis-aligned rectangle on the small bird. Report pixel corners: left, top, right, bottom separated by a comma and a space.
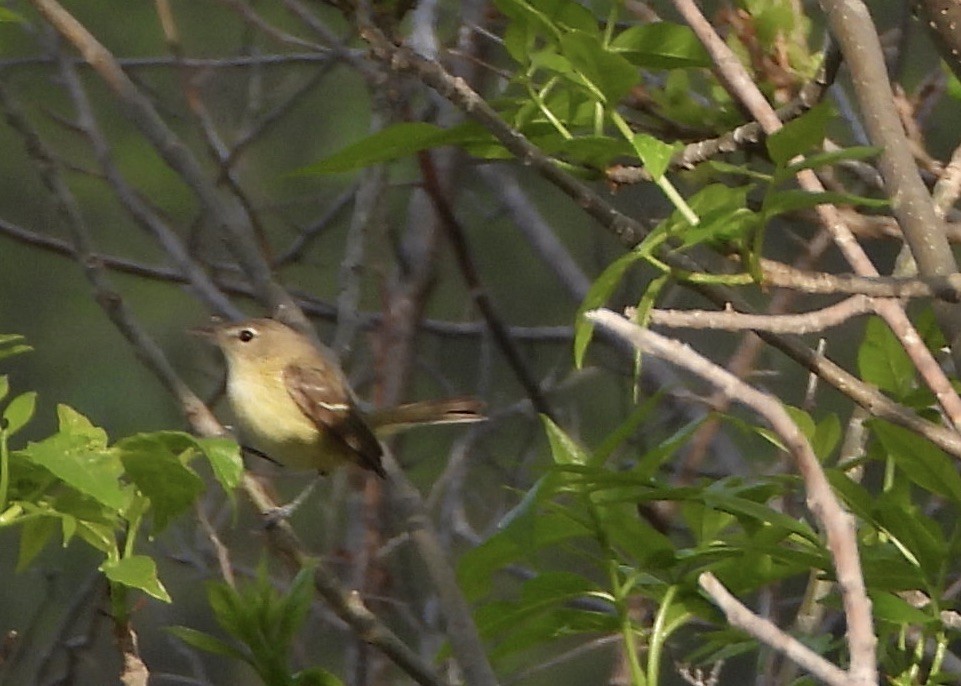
193, 317, 485, 479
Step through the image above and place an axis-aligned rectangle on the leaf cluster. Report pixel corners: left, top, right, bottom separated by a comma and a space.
0, 335, 242, 603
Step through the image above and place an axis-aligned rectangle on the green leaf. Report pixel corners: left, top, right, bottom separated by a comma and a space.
670, 184, 756, 250
857, 317, 914, 398
458, 510, 591, 600
494, 0, 598, 45
574, 250, 647, 367
871, 420, 961, 506
630, 133, 678, 180
115, 433, 206, 531
277, 565, 315, 646
207, 581, 246, 640
17, 514, 58, 572
167, 626, 247, 661
0, 376, 8, 402
101, 555, 171, 602
609, 23, 711, 69
0, 334, 31, 361
870, 591, 937, 627
632, 418, 704, 480
593, 391, 664, 466
18, 408, 126, 510
761, 189, 888, 218
196, 437, 243, 493
3, 391, 36, 436
558, 30, 638, 104
296, 122, 492, 175
811, 414, 841, 462
0, 7, 25, 22
870, 492, 946, 573
73, 519, 118, 556
782, 146, 881, 177
766, 101, 832, 165
555, 135, 632, 167
57, 405, 109, 447
542, 415, 589, 466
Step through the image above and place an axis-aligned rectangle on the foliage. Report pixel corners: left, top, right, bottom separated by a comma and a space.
2, 0, 961, 683
169, 564, 341, 686
0, 335, 243, 603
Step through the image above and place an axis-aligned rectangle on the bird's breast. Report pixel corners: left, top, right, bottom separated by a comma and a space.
227, 369, 324, 470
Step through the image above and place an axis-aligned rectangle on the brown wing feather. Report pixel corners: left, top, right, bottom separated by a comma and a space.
283, 362, 385, 477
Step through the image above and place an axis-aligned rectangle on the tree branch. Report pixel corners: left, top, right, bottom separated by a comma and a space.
587, 308, 876, 686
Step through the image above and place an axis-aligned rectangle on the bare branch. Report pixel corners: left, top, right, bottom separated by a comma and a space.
699, 572, 850, 686
28, 0, 303, 324
647, 296, 874, 333
419, 151, 555, 419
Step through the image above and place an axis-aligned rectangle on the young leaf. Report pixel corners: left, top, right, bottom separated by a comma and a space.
196, 436, 243, 492
542, 415, 589, 465
630, 133, 678, 180
573, 250, 647, 367
297, 122, 492, 175
18, 432, 126, 510
0, 334, 31, 361
3, 391, 36, 436
167, 626, 248, 661
458, 510, 592, 600
101, 555, 172, 602
761, 189, 888, 218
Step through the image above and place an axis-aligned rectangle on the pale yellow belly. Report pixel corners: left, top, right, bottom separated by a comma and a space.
227, 373, 349, 472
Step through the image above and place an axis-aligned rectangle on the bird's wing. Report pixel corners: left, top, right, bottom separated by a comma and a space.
283, 362, 385, 477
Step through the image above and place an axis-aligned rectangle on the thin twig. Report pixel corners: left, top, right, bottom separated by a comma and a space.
699, 572, 850, 686
419, 150, 556, 419
28, 0, 303, 324
646, 296, 874, 334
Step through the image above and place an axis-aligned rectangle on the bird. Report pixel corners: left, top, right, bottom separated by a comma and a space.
193, 317, 485, 479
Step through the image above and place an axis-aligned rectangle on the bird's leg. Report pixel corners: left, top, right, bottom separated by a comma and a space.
263, 474, 323, 526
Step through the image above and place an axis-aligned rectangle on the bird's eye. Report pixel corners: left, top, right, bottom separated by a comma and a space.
238, 329, 256, 342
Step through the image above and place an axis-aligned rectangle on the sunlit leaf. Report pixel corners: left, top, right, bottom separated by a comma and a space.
3, 391, 36, 436
542, 415, 589, 465
101, 555, 171, 602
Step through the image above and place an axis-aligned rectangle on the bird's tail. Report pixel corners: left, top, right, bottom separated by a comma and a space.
369, 397, 486, 435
